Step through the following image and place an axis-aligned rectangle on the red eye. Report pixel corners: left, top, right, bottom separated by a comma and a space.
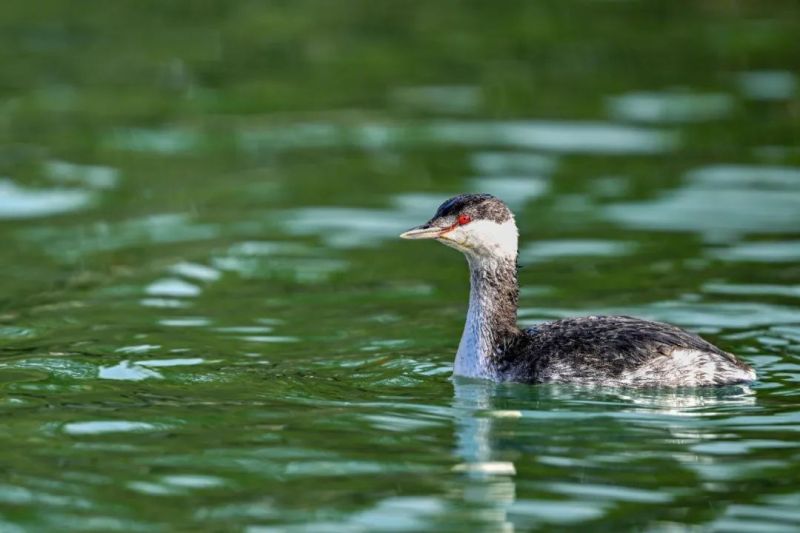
457, 214, 471, 225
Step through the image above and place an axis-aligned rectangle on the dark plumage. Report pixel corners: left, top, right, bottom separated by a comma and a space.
401, 194, 757, 387
510, 316, 753, 385
433, 193, 511, 224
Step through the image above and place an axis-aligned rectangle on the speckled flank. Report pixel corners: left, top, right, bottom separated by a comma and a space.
414, 193, 757, 387
619, 348, 757, 386
508, 317, 756, 386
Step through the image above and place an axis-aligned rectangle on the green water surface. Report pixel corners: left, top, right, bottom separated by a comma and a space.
1, 1, 800, 531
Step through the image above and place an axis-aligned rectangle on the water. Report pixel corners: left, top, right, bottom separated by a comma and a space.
1, 1, 799, 530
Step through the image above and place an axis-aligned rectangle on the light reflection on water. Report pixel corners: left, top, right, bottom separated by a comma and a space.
0, 179, 93, 219
607, 90, 734, 123
105, 118, 678, 157
390, 85, 482, 114
737, 70, 798, 101
202, 119, 679, 156
519, 301, 800, 330
605, 164, 800, 240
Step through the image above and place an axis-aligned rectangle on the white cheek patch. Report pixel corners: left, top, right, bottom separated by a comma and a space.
463, 219, 518, 258
437, 227, 471, 253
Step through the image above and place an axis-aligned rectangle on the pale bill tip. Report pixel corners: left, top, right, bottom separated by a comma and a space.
399, 226, 440, 240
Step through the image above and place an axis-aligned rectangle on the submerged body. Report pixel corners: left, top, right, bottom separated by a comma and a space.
401, 194, 756, 387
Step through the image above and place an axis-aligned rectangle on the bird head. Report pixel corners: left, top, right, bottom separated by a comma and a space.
400, 193, 518, 261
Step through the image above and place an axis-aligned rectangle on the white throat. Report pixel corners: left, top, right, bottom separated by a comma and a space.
452, 219, 519, 379
454, 269, 496, 379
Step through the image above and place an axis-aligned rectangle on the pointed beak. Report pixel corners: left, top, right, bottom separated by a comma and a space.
399, 224, 441, 240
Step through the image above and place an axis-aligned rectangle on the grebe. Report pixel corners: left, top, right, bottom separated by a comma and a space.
400, 193, 756, 386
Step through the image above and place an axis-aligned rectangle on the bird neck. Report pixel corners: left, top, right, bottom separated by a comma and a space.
454, 254, 521, 379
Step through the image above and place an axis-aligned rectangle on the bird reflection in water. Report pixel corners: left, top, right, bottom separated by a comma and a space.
450, 378, 757, 529
451, 378, 519, 530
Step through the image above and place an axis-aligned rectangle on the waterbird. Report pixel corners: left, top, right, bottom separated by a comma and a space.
400, 193, 756, 386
